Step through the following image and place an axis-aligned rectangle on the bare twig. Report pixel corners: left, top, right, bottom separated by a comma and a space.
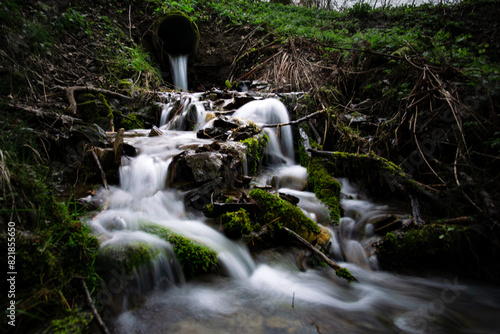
81, 280, 111, 334
262, 110, 325, 128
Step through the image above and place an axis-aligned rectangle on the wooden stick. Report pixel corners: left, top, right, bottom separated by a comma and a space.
91, 149, 109, 192
262, 110, 325, 128
81, 280, 111, 334
281, 226, 357, 282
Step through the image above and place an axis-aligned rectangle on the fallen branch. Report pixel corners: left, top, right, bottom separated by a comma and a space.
54, 86, 133, 114
91, 148, 109, 192
81, 279, 111, 334
282, 226, 357, 282
262, 110, 325, 128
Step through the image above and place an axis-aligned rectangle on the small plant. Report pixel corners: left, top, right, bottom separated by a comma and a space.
348, 2, 372, 19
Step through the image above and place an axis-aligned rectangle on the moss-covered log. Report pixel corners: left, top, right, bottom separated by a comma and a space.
308, 149, 423, 198
376, 224, 500, 281
248, 188, 327, 244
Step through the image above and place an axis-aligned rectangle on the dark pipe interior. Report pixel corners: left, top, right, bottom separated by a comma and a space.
157, 14, 198, 56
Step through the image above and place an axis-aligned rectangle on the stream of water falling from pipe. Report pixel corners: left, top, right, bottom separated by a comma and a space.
88, 94, 500, 334
168, 54, 189, 91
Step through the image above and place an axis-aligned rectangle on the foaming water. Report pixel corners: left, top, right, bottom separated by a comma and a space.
158, 92, 210, 131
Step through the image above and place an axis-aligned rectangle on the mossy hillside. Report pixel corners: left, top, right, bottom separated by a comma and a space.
0, 162, 100, 332
249, 188, 322, 243
140, 223, 218, 279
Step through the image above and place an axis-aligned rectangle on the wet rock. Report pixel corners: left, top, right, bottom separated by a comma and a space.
149, 125, 163, 137
122, 143, 137, 157
369, 214, 404, 235
168, 151, 224, 188
196, 115, 252, 140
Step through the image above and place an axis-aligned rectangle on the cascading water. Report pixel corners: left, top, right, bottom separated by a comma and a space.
168, 54, 189, 91
233, 98, 295, 165
88, 94, 500, 333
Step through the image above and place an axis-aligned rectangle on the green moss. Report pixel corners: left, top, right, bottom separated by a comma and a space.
306, 157, 342, 223
240, 132, 269, 174
140, 223, 218, 279
315, 151, 423, 198
335, 267, 356, 282
0, 165, 100, 331
98, 93, 114, 120
45, 310, 91, 334
375, 224, 500, 280
249, 188, 321, 238
120, 112, 144, 130
118, 79, 133, 91
220, 209, 260, 238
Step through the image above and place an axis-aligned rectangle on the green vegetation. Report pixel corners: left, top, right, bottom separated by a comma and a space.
376, 223, 499, 279
0, 121, 100, 331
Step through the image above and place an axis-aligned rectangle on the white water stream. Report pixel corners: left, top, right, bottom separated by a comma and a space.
168, 54, 189, 91
88, 94, 500, 333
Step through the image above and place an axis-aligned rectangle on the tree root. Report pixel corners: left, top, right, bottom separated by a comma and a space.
54, 86, 133, 115
5, 102, 84, 124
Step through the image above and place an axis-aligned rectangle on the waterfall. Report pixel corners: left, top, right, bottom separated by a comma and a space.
158, 92, 211, 131
88, 92, 500, 334
168, 54, 188, 91
233, 98, 295, 165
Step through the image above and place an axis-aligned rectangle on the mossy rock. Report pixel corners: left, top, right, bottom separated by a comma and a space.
240, 131, 269, 175
140, 223, 219, 279
96, 241, 161, 280
249, 188, 322, 244
220, 208, 260, 239
77, 100, 99, 122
